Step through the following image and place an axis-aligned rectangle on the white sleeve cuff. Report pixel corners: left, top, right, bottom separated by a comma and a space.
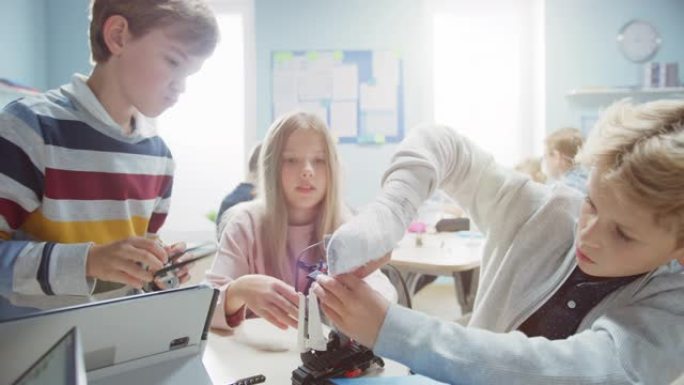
49, 242, 96, 296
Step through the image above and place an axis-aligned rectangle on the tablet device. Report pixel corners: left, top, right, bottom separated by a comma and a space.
0, 285, 219, 385
12, 327, 87, 385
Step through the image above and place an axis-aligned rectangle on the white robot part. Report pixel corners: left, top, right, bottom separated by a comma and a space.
297, 292, 327, 353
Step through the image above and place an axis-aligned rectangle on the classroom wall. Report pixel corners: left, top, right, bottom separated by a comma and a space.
0, 0, 47, 89
3, 0, 683, 206
545, 0, 684, 132
45, 0, 92, 89
255, 0, 433, 207
0, 0, 90, 90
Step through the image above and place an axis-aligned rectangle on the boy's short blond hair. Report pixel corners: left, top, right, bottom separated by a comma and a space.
578, 99, 684, 237
89, 0, 219, 63
545, 127, 584, 162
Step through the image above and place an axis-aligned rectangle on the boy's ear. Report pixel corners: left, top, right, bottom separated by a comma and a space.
102, 15, 130, 56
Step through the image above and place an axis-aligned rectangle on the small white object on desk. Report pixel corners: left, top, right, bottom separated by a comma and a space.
297, 291, 327, 352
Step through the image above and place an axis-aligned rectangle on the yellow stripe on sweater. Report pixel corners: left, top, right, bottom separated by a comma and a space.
21, 210, 150, 244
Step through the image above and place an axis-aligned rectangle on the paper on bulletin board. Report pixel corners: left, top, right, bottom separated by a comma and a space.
271, 49, 404, 143
362, 111, 398, 137
299, 101, 328, 123
332, 65, 359, 100
274, 100, 300, 120
372, 51, 400, 86
330, 101, 358, 138
298, 69, 333, 101
273, 69, 298, 108
360, 83, 397, 111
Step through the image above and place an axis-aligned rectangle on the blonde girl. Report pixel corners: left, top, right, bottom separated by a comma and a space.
206, 111, 396, 330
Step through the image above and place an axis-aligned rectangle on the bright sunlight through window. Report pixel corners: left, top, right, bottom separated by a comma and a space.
433, 13, 522, 166
158, 13, 245, 242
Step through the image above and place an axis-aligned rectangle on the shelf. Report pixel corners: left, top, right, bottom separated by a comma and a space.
567, 87, 684, 97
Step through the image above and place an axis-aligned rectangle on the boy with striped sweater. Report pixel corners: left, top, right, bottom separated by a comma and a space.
0, 0, 218, 316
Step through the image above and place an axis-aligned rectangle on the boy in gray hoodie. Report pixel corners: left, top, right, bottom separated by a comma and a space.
315, 99, 684, 384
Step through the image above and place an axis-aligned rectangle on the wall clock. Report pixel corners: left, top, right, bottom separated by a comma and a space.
617, 20, 661, 63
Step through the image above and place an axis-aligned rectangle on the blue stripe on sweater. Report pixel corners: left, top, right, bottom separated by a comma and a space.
3, 100, 43, 137
4, 101, 172, 158
38, 116, 172, 158
0, 136, 44, 199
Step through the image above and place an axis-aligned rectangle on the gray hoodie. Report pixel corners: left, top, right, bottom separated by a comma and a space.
370, 124, 683, 384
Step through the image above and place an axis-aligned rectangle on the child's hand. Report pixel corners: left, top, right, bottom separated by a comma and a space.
232, 275, 299, 330
86, 237, 168, 289
153, 242, 193, 289
312, 273, 390, 348
166, 242, 193, 285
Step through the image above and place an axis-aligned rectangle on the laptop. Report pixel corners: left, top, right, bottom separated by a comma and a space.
0, 284, 218, 385
12, 327, 87, 385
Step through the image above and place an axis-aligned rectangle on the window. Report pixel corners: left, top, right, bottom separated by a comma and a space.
432, 1, 544, 166
158, 1, 254, 242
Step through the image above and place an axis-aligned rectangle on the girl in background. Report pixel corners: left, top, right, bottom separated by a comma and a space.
207, 111, 396, 331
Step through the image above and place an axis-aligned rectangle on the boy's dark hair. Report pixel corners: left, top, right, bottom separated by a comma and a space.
89, 0, 219, 63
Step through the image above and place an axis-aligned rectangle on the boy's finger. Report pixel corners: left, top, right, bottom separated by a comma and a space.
128, 248, 165, 271
130, 237, 168, 263
178, 273, 191, 284
111, 270, 145, 289
116, 259, 153, 282
335, 273, 365, 292
166, 242, 186, 255
312, 284, 344, 312
316, 275, 352, 302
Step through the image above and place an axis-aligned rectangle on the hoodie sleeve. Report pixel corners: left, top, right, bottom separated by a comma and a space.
1, 102, 93, 299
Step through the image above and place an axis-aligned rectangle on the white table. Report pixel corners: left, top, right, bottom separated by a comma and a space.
203, 319, 410, 385
388, 232, 483, 313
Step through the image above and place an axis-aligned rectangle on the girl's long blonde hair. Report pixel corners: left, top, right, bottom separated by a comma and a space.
258, 111, 344, 281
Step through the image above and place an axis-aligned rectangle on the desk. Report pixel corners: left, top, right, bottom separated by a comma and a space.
388, 232, 483, 313
203, 319, 409, 384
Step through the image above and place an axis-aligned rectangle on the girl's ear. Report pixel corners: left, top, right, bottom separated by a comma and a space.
102, 15, 130, 56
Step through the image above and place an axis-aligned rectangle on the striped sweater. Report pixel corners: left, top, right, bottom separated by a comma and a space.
0, 74, 174, 309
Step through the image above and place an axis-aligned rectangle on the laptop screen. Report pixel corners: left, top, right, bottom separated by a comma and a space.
13, 327, 87, 385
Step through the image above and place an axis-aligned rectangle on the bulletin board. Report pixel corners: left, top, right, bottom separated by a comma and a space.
271, 50, 405, 144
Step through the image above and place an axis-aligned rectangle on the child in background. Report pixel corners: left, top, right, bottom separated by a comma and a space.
543, 127, 588, 193
216, 143, 261, 226
206, 111, 396, 331
0, 0, 218, 315
317, 100, 684, 384
514, 156, 547, 183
